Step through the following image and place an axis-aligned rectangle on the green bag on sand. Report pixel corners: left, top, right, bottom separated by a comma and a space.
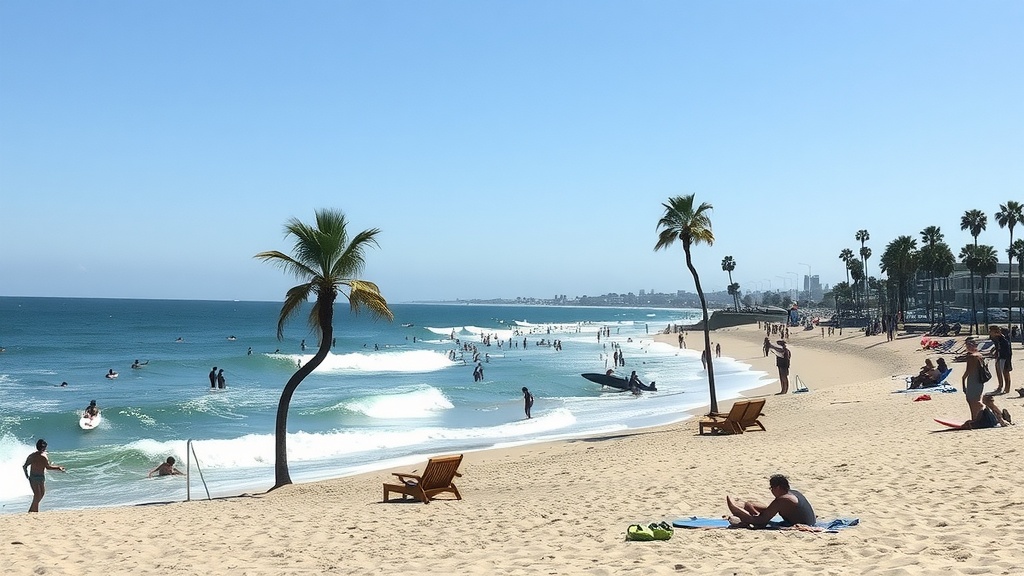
626, 524, 655, 541
649, 521, 674, 540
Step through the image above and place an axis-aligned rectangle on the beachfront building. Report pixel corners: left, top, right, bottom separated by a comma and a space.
911, 262, 1022, 323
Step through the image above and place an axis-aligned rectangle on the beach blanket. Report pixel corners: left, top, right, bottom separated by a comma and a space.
672, 516, 859, 533
893, 385, 956, 394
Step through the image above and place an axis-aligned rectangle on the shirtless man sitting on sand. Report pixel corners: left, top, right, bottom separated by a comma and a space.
726, 474, 816, 527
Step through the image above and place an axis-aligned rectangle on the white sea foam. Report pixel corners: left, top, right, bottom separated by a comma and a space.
275, 350, 454, 373
0, 434, 36, 499
343, 386, 454, 419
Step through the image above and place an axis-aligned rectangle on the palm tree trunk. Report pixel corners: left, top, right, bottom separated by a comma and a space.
272, 295, 336, 490
969, 272, 978, 335
1009, 234, 1015, 332
685, 247, 717, 414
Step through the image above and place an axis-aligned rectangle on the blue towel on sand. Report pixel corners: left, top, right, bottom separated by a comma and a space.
672, 517, 859, 532
893, 385, 956, 394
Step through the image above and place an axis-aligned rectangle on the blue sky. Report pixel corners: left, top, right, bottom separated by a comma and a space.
1, 2, 1021, 303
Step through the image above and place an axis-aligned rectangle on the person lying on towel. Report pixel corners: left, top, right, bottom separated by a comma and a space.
726, 474, 816, 527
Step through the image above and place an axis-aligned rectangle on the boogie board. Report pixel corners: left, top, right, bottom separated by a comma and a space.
672, 517, 732, 529
79, 414, 102, 430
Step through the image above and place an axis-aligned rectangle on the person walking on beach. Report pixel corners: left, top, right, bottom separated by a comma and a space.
767, 340, 791, 395
987, 326, 1012, 395
23, 439, 66, 512
522, 387, 534, 418
763, 337, 771, 357
209, 367, 217, 389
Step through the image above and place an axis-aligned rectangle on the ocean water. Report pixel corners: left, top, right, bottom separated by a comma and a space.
0, 297, 771, 513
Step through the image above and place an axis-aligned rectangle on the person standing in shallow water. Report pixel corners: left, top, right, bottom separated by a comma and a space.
522, 387, 534, 418
23, 439, 66, 512
209, 367, 217, 389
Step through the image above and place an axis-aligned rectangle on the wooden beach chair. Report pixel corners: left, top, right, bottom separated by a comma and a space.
383, 454, 464, 504
699, 400, 749, 435
737, 398, 766, 432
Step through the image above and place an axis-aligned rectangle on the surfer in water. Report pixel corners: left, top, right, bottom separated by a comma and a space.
106, 369, 118, 379
148, 456, 184, 477
83, 400, 100, 421
131, 359, 148, 369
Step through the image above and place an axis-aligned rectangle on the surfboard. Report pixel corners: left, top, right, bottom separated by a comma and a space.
79, 414, 102, 430
580, 373, 657, 391
672, 517, 731, 529
934, 417, 964, 429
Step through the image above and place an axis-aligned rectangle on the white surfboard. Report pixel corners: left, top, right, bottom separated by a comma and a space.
79, 414, 102, 430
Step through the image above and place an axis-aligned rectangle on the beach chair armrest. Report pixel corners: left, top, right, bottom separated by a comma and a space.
393, 472, 422, 482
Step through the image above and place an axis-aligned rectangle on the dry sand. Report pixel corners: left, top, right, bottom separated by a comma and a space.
3, 323, 1023, 575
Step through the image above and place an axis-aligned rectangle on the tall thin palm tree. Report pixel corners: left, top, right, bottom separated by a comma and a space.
920, 226, 944, 325
721, 256, 738, 311
856, 229, 870, 304
996, 201, 1023, 329
976, 245, 999, 328
839, 248, 855, 285
255, 209, 393, 489
934, 243, 955, 325
655, 194, 718, 413
961, 210, 987, 332
960, 244, 983, 334
860, 246, 872, 307
1011, 238, 1024, 335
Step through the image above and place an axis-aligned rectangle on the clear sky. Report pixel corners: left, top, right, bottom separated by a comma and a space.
1, 2, 1021, 303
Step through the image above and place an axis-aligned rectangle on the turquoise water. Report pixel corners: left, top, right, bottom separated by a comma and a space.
0, 297, 770, 513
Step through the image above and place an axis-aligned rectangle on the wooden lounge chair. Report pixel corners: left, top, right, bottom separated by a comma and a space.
737, 398, 766, 432
383, 454, 464, 504
699, 400, 749, 435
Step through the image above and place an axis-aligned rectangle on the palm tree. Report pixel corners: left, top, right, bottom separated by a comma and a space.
849, 259, 865, 315
960, 245, 983, 334
1011, 238, 1024, 334
975, 245, 999, 328
856, 229, 870, 303
879, 236, 919, 319
996, 201, 1023, 329
961, 210, 987, 333
721, 256, 738, 311
933, 243, 956, 325
920, 226, 944, 325
727, 282, 741, 310
655, 194, 718, 413
860, 246, 872, 306
255, 209, 393, 489
839, 248, 855, 284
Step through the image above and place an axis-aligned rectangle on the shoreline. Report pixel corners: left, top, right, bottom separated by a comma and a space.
4, 323, 1021, 574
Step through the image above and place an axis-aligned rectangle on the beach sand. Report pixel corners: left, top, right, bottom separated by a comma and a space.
3, 323, 1022, 575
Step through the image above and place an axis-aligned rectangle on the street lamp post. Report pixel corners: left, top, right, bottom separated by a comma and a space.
798, 263, 812, 299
